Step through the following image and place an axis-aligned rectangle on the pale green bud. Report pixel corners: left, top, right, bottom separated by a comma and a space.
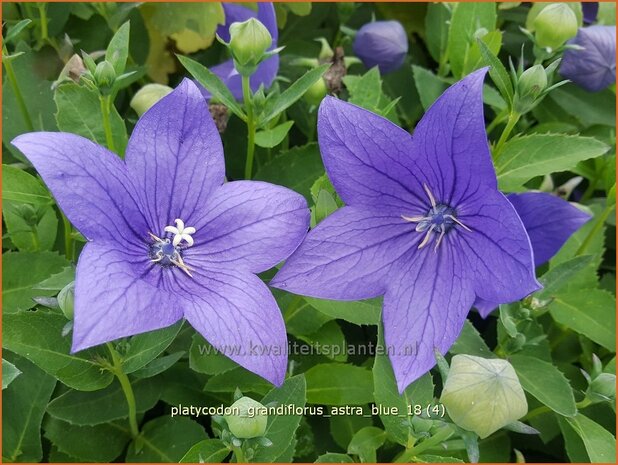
440, 355, 528, 439
229, 18, 272, 76
588, 373, 616, 403
304, 77, 328, 105
94, 60, 116, 88
58, 282, 75, 320
130, 84, 173, 116
533, 3, 578, 49
518, 65, 548, 99
224, 396, 268, 439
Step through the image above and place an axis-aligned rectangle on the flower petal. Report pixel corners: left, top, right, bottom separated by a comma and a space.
317, 96, 426, 212
125, 79, 225, 233
507, 192, 591, 266
11, 132, 147, 246
187, 180, 309, 274
473, 297, 497, 318
271, 206, 415, 300
72, 242, 183, 352
411, 67, 497, 206
384, 243, 475, 392
179, 268, 287, 386
456, 187, 541, 303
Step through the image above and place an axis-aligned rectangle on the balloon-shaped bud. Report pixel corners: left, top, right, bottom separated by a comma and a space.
533, 3, 578, 49
228, 18, 273, 76
353, 20, 408, 74
94, 60, 116, 89
304, 77, 328, 105
224, 396, 268, 439
440, 355, 528, 439
58, 282, 75, 320
130, 84, 173, 116
515, 64, 548, 113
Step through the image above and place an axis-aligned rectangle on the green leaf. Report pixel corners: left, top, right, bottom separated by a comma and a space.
304, 297, 381, 325
347, 426, 386, 463
373, 324, 434, 446
305, 363, 373, 405
536, 255, 594, 300
417, 455, 465, 463
3, 310, 114, 391
106, 21, 130, 74
5, 19, 32, 43
254, 143, 324, 202
282, 293, 334, 336
253, 375, 307, 462
177, 55, 245, 120
44, 417, 131, 462
258, 64, 330, 127
330, 414, 372, 450
549, 289, 616, 351
412, 65, 448, 110
34, 265, 75, 291
559, 414, 617, 463
255, 121, 295, 148
204, 366, 273, 395
55, 83, 128, 155
496, 134, 609, 191
425, 3, 451, 62
126, 416, 206, 462
509, 355, 576, 417
2, 251, 70, 312
449, 320, 493, 357
447, 2, 497, 78
47, 378, 162, 425
180, 439, 230, 463
121, 321, 183, 373
189, 333, 238, 375
132, 351, 185, 379
477, 37, 513, 106
315, 453, 355, 463
1, 165, 52, 205
549, 84, 616, 128
3, 201, 58, 252
2, 354, 56, 462
462, 30, 502, 77
343, 67, 382, 111
296, 320, 347, 362
2, 358, 22, 389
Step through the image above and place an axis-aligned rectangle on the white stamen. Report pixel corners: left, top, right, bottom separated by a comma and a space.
164, 218, 196, 247
402, 215, 426, 223
445, 214, 472, 232
434, 229, 446, 252
418, 225, 435, 249
423, 183, 437, 208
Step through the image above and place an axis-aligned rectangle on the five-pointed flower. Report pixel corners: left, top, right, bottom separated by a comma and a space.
12, 79, 309, 386
271, 68, 541, 392
474, 191, 591, 317
199, 2, 279, 101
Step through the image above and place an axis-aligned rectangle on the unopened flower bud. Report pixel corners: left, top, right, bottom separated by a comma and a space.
58, 282, 75, 320
228, 18, 273, 76
304, 77, 328, 105
518, 65, 548, 99
94, 60, 116, 88
224, 396, 268, 439
587, 373, 616, 403
533, 4, 578, 49
130, 84, 173, 116
441, 355, 528, 439
353, 20, 408, 74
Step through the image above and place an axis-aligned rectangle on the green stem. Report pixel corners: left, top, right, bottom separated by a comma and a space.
494, 111, 520, 159
61, 213, 75, 261
3, 47, 34, 132
232, 444, 246, 463
100, 94, 117, 153
575, 205, 613, 256
523, 405, 550, 421
37, 3, 49, 43
580, 179, 597, 202
242, 75, 256, 180
106, 343, 139, 439
486, 109, 508, 134
405, 426, 454, 458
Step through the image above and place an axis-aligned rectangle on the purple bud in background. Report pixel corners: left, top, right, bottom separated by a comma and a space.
582, 2, 599, 24
560, 25, 616, 92
353, 20, 408, 74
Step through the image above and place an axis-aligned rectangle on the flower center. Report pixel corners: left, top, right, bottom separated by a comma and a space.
402, 184, 471, 251
147, 218, 196, 277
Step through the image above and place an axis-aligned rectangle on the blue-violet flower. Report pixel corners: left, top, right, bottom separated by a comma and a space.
353, 20, 408, 74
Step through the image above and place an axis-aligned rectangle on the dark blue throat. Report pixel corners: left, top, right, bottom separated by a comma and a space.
416, 204, 457, 234
149, 239, 183, 268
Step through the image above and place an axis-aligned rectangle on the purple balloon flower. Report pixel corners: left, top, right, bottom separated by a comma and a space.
475, 192, 591, 317
560, 25, 616, 92
353, 20, 409, 74
200, 2, 279, 101
271, 69, 541, 392
12, 79, 309, 386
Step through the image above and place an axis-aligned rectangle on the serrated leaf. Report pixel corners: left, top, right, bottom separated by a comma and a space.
255, 121, 295, 148
253, 375, 307, 462
536, 255, 594, 300
2, 165, 52, 205
180, 439, 230, 463
449, 320, 493, 357
347, 426, 386, 463
178, 54, 245, 119
3, 354, 56, 462
509, 355, 576, 417
2, 358, 22, 389
47, 378, 162, 425
425, 3, 451, 62
258, 64, 330, 127
305, 363, 373, 405
106, 21, 130, 74
412, 65, 448, 110
132, 351, 185, 379
315, 453, 355, 463
304, 297, 381, 326
549, 288, 616, 351
559, 414, 617, 463
496, 134, 609, 191
121, 321, 183, 374
477, 38, 513, 106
